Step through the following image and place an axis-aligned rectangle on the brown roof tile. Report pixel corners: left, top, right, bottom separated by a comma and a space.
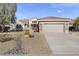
18, 19, 29, 24
38, 16, 72, 22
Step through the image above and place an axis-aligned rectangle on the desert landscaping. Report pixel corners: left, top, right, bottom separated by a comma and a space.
0, 31, 52, 55
1, 3, 79, 56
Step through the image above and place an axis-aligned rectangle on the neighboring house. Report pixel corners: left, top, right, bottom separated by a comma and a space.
69, 20, 76, 31
29, 18, 39, 32
69, 20, 76, 27
30, 16, 72, 33
16, 19, 29, 30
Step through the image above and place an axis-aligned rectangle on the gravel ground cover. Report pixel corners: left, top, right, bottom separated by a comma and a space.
23, 32, 52, 56
0, 32, 51, 56
4, 36, 27, 55
0, 32, 27, 55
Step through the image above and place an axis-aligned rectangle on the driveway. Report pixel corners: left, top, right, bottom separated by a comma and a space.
43, 32, 79, 56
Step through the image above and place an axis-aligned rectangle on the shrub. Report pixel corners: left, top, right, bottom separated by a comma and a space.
0, 34, 14, 42
24, 30, 29, 35
16, 24, 23, 31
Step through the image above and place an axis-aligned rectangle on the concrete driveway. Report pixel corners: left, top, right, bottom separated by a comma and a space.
43, 32, 79, 56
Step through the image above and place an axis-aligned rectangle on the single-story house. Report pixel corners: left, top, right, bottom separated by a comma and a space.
30, 16, 72, 33
1, 16, 74, 32
0, 19, 29, 32
69, 20, 76, 31
16, 19, 29, 30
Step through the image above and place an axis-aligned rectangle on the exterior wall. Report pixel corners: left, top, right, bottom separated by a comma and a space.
64, 22, 69, 33
30, 18, 71, 33
30, 18, 39, 32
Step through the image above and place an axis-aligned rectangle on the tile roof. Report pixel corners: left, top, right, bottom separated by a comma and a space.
38, 16, 72, 22
18, 19, 29, 24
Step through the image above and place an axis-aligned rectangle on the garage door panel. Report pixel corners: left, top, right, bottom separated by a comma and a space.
41, 23, 64, 32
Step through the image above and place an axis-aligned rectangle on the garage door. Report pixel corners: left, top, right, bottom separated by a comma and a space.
40, 23, 64, 32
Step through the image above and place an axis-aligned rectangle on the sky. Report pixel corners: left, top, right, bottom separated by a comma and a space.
16, 3, 79, 20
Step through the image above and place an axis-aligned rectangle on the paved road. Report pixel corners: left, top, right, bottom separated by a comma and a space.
43, 32, 79, 56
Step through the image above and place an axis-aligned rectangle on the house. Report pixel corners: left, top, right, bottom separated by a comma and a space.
69, 20, 76, 26
30, 16, 72, 33
0, 19, 29, 32
16, 19, 29, 30
69, 20, 76, 31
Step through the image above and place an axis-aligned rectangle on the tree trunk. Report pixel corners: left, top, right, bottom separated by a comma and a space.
1, 24, 4, 32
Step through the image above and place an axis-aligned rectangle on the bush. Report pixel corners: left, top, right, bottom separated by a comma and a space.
24, 30, 29, 35
16, 24, 23, 31
4, 26, 10, 32
69, 26, 75, 31
0, 34, 14, 42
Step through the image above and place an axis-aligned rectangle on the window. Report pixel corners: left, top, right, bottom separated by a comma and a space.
32, 21, 37, 23
31, 24, 39, 27
31, 24, 36, 27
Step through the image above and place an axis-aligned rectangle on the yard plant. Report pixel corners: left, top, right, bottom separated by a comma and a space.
0, 34, 14, 42
75, 16, 79, 30
0, 3, 16, 32
24, 30, 29, 35
76, 17, 79, 26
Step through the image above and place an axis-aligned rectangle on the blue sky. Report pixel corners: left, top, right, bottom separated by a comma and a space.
16, 3, 79, 20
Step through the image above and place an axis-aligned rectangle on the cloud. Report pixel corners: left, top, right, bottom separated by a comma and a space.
57, 10, 63, 13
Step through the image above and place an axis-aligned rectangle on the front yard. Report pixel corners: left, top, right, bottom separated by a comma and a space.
1, 31, 79, 55
23, 32, 52, 55
0, 31, 25, 55
0, 31, 52, 55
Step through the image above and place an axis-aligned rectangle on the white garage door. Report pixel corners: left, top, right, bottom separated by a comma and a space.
40, 23, 64, 32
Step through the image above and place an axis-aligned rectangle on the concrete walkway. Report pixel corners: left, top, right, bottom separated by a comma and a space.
44, 32, 79, 56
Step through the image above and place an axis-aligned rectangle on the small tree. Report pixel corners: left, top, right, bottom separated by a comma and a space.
0, 15, 10, 32
0, 3, 16, 32
75, 16, 79, 30
0, 4, 11, 32
75, 17, 79, 26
